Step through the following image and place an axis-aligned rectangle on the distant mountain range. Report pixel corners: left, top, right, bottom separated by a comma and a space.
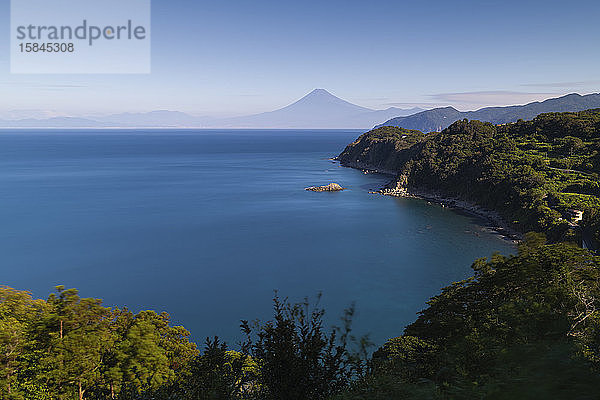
378, 93, 600, 132
4, 91, 600, 130
0, 112, 215, 129
0, 89, 422, 129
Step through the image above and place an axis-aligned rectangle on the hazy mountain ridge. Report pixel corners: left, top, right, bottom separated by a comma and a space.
378, 93, 600, 132
0, 89, 421, 129
7, 91, 598, 130
0, 117, 113, 128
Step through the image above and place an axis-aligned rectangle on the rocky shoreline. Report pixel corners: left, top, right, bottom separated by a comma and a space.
378, 183, 522, 243
335, 159, 522, 243
331, 158, 397, 176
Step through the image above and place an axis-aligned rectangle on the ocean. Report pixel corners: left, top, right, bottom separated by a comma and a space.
0, 129, 515, 346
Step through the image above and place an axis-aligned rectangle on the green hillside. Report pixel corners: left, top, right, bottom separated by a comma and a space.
340, 109, 600, 246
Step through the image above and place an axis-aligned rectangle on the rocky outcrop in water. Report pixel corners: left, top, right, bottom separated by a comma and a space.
305, 183, 345, 192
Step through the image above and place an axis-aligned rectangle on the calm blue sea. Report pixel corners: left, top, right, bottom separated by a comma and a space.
0, 129, 514, 346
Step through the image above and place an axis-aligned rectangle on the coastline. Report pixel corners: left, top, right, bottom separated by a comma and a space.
336, 159, 522, 244
331, 158, 397, 177
378, 185, 522, 244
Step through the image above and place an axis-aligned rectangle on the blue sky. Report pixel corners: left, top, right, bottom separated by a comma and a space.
1, 0, 599, 117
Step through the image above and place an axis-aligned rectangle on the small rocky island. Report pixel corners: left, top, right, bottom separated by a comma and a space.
305, 182, 345, 192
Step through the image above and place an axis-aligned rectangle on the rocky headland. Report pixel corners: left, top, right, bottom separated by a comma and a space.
337, 125, 523, 242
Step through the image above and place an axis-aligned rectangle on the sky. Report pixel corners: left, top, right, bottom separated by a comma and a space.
1, 0, 599, 117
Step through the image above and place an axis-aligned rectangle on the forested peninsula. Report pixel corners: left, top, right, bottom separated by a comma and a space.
3, 110, 600, 399
339, 109, 600, 248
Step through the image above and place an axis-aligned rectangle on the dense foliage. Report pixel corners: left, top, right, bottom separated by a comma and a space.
340, 109, 600, 245
0, 289, 363, 400
340, 238, 600, 399
339, 126, 426, 172
0, 286, 198, 400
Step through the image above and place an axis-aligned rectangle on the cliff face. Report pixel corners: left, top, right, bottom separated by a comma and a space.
337, 126, 426, 174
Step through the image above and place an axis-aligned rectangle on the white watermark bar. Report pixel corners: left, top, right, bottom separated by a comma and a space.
11, 0, 151, 74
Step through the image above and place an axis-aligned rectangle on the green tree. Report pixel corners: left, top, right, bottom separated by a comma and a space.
115, 310, 198, 399
0, 287, 45, 399
240, 294, 366, 400
556, 136, 585, 156
175, 337, 259, 400
40, 286, 113, 400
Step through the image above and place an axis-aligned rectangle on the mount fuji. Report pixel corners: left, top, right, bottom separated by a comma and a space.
217, 89, 422, 129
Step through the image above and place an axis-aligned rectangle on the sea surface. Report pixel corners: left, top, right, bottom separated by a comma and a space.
0, 129, 515, 346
